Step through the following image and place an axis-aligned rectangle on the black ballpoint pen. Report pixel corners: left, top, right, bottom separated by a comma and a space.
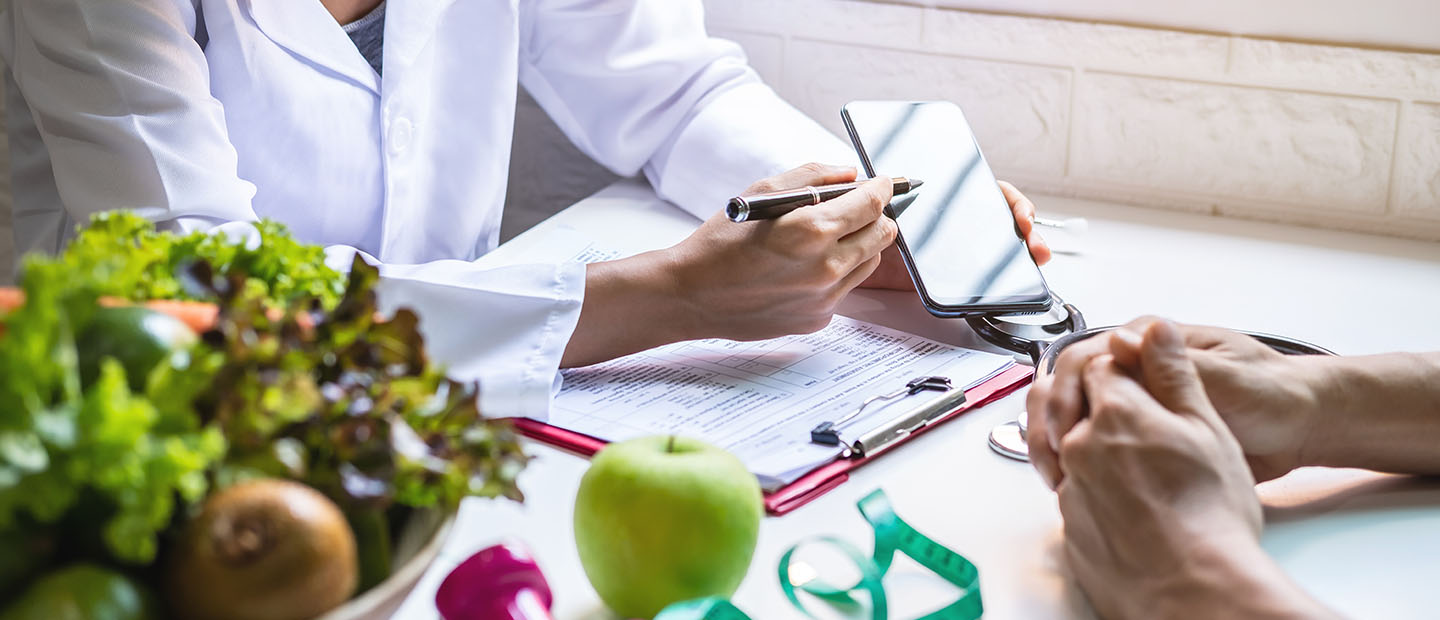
726, 177, 924, 223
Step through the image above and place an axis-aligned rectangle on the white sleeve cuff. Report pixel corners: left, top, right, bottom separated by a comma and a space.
367, 258, 587, 421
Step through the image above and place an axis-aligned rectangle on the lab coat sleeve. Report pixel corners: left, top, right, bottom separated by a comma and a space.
518, 0, 857, 221
327, 247, 585, 423
1, 0, 586, 420
0, 0, 258, 228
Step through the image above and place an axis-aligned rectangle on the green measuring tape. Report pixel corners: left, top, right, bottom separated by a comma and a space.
655, 489, 982, 620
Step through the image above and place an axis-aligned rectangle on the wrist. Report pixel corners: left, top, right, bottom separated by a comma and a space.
645, 246, 708, 343
561, 249, 696, 368
1148, 538, 1335, 620
1291, 355, 1346, 469
661, 240, 739, 343
1297, 352, 1440, 473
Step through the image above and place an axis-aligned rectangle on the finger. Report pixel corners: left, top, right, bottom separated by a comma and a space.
1043, 332, 1114, 452
1138, 320, 1216, 419
747, 162, 858, 194
810, 176, 893, 237
1025, 228, 1053, 266
1181, 324, 1258, 351
857, 244, 915, 291
835, 253, 883, 296
1124, 316, 1233, 352
1027, 381, 1063, 490
1054, 416, 1096, 484
1107, 327, 1143, 370
1081, 355, 1160, 423
998, 180, 1035, 237
836, 210, 898, 267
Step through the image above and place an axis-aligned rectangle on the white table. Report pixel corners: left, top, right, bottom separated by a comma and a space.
396, 180, 1440, 619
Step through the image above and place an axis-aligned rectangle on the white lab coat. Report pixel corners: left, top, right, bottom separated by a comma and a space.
0, 0, 853, 417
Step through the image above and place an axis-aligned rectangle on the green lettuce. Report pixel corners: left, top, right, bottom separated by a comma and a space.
0, 211, 527, 568
0, 259, 225, 564
60, 211, 345, 308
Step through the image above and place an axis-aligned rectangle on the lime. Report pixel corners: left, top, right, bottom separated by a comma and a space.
0, 564, 158, 620
75, 306, 197, 391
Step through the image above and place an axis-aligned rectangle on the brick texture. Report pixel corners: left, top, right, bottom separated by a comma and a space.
782, 40, 1071, 178
1393, 102, 1440, 219
1072, 74, 1396, 215
703, 0, 1440, 240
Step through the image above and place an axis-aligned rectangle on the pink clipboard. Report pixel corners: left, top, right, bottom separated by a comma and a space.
509, 364, 1034, 516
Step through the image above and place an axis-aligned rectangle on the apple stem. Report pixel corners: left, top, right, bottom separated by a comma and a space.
667, 435, 676, 453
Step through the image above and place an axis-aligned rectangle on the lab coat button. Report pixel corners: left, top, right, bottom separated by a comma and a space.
389, 118, 414, 155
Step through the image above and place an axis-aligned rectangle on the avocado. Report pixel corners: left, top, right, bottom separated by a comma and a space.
75, 306, 197, 391
166, 479, 359, 620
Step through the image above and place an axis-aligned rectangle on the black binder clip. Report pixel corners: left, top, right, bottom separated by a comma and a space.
810, 375, 953, 446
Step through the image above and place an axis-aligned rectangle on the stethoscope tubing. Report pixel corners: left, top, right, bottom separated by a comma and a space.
973, 302, 1336, 462
968, 304, 1335, 375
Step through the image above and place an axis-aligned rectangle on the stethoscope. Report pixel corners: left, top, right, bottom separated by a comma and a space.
968, 295, 1337, 462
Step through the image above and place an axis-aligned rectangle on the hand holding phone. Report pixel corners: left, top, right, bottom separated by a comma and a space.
842, 100, 1053, 317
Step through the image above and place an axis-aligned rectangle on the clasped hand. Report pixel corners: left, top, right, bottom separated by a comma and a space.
1027, 319, 1342, 619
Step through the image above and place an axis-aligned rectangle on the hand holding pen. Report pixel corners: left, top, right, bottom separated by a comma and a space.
727, 177, 923, 222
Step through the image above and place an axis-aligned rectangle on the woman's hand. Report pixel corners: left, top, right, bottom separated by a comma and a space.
1054, 320, 1333, 619
859, 179, 1052, 290
562, 163, 895, 367
668, 163, 897, 340
1028, 317, 1324, 488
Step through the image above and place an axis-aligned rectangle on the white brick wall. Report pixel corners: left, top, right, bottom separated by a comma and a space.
707, 0, 1440, 240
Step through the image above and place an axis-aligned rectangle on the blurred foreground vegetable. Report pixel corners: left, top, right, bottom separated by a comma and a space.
58, 211, 345, 308
0, 212, 528, 609
0, 265, 224, 564
0, 564, 158, 620
167, 479, 357, 620
179, 256, 528, 509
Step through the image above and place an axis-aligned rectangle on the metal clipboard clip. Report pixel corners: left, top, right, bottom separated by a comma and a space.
809, 375, 967, 458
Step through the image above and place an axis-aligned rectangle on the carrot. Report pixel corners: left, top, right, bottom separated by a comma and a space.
0, 288, 22, 313
0, 288, 319, 336
135, 299, 221, 333
0, 287, 220, 334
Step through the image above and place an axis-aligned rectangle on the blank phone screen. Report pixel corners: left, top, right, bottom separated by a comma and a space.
843, 101, 1050, 311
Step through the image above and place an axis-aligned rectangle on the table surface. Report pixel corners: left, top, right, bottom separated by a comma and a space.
396, 180, 1440, 619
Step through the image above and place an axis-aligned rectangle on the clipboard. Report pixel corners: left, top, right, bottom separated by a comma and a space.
508, 364, 1033, 516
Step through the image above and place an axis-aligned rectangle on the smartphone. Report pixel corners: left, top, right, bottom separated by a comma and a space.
841, 100, 1052, 317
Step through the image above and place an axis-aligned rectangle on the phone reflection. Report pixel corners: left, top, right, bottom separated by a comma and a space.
848, 101, 1048, 311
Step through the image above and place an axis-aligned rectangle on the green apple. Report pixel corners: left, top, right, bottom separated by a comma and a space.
574, 435, 763, 619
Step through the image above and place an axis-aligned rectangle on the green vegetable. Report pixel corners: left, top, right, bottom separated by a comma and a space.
0, 258, 224, 564
348, 509, 392, 592
75, 306, 198, 391
0, 212, 339, 565
0, 210, 527, 581
0, 564, 159, 620
59, 211, 345, 308
182, 257, 529, 512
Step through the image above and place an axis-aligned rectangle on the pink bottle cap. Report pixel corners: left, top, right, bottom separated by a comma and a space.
436, 542, 554, 620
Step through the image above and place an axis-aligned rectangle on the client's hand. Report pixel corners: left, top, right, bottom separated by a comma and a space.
858, 179, 1052, 290
1028, 317, 1324, 488
1054, 325, 1255, 620
1053, 321, 1330, 619
667, 163, 897, 341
